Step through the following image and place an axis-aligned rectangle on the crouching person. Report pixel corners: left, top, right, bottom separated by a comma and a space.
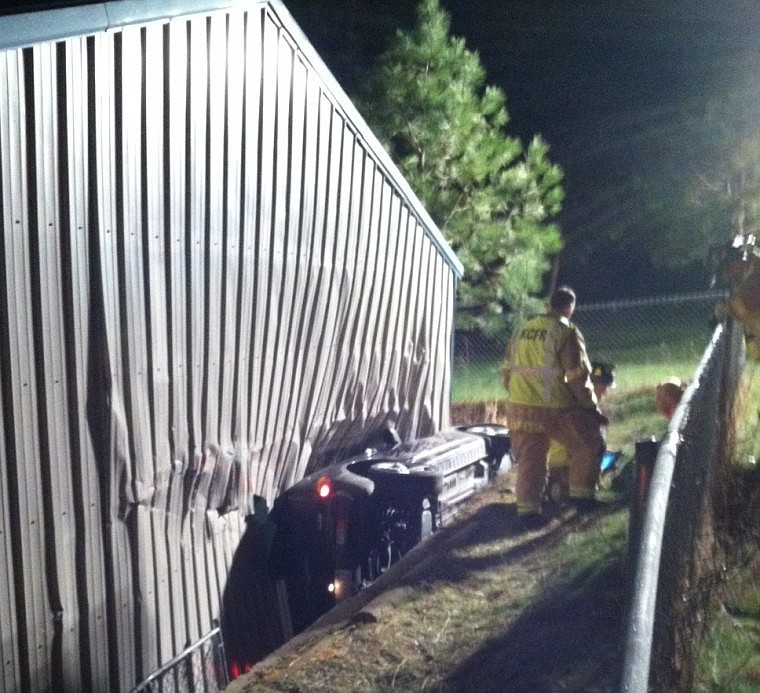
546, 361, 615, 504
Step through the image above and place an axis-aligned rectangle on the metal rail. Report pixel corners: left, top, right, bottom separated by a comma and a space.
619, 323, 724, 692
130, 626, 228, 693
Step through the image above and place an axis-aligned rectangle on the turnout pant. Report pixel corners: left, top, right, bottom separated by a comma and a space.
506, 406, 605, 515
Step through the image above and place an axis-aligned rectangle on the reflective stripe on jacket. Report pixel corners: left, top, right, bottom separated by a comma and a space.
503, 314, 578, 408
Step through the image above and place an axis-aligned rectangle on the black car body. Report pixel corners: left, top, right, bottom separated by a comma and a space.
268, 425, 511, 633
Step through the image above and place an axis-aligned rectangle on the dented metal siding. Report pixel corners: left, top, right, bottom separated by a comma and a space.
0, 1, 460, 690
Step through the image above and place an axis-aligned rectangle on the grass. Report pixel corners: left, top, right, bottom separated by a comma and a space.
452, 307, 708, 403
694, 550, 760, 693
452, 360, 505, 402
227, 327, 758, 692
453, 332, 760, 690
231, 368, 662, 691
693, 362, 760, 692
453, 348, 700, 403
231, 495, 630, 692
452, 355, 694, 463
604, 387, 666, 457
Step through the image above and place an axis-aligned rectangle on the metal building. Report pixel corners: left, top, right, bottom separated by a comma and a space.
0, 1, 462, 690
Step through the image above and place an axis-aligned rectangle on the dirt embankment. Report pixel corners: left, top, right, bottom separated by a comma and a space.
451, 400, 509, 428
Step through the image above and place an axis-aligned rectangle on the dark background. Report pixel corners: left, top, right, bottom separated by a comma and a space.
284, 0, 760, 301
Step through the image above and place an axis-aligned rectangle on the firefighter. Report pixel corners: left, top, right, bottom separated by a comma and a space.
501, 286, 607, 528
712, 233, 760, 360
545, 361, 615, 504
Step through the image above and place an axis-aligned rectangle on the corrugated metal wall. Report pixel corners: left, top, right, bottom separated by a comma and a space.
0, 1, 460, 690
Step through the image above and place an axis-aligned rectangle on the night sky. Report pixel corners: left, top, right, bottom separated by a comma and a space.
286, 0, 760, 300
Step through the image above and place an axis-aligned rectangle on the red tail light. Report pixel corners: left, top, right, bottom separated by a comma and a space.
316, 475, 332, 499
230, 661, 253, 679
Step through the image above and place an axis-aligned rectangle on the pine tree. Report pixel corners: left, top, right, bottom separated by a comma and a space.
356, 0, 564, 334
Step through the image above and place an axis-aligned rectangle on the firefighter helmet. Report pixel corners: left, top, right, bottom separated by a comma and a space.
590, 361, 615, 388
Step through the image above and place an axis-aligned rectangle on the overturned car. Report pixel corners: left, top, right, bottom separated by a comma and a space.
268, 424, 512, 634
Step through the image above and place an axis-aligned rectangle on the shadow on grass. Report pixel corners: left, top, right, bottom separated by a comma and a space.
364, 500, 628, 693
439, 554, 626, 693
390, 498, 626, 585
250, 494, 629, 693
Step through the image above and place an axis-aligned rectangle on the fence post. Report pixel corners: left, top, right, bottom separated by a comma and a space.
628, 437, 659, 568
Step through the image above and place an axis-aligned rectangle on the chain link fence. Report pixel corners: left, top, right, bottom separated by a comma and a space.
652, 319, 744, 691
131, 293, 742, 692
571, 290, 725, 363
621, 318, 745, 691
453, 292, 747, 688
130, 627, 229, 693
453, 291, 725, 405
455, 290, 726, 363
